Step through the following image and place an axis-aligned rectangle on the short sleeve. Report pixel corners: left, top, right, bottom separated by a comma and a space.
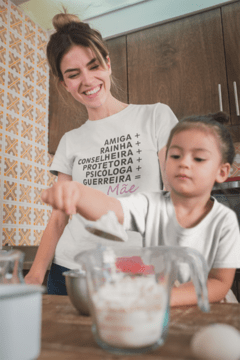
154, 103, 178, 151
213, 211, 240, 269
50, 133, 73, 176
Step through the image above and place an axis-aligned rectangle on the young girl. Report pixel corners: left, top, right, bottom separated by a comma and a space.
41, 112, 240, 305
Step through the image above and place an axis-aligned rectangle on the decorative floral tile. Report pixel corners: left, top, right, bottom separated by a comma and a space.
36, 71, 46, 87
24, 41, 34, 58
3, 203, 17, 224
0, 24, 7, 44
8, 50, 22, 74
22, 100, 34, 121
47, 171, 56, 187
5, 134, 18, 156
10, 15, 22, 36
33, 208, 45, 226
0, 109, 4, 129
35, 107, 46, 127
0, 46, 6, 65
11, 3, 23, 19
19, 162, 32, 181
7, 71, 21, 94
35, 126, 45, 146
36, 88, 46, 108
6, 91, 20, 113
9, 31, 22, 54
23, 80, 34, 101
34, 186, 44, 205
33, 229, 44, 245
0, 66, 5, 85
2, 228, 17, 246
0, 4, 8, 25
34, 145, 45, 166
33, 165, 45, 185
4, 157, 18, 178
19, 182, 32, 203
20, 140, 33, 161
3, 180, 17, 201
18, 228, 31, 245
0, 88, 4, 106
6, 112, 19, 135
21, 119, 33, 141
19, 205, 32, 225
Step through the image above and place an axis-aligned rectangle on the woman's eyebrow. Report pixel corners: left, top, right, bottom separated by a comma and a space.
64, 58, 97, 74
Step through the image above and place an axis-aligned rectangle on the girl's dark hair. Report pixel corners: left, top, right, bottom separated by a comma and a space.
47, 12, 109, 81
166, 112, 235, 165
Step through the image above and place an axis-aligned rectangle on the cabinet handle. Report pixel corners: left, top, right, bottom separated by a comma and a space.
233, 81, 240, 116
218, 84, 223, 111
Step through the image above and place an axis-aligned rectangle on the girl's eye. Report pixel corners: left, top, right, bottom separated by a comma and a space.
195, 158, 205, 162
68, 74, 78, 79
170, 155, 180, 159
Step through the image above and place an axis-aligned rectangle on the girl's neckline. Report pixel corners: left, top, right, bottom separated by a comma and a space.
86, 104, 133, 124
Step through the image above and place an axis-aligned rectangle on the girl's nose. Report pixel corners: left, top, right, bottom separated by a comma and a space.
179, 155, 190, 168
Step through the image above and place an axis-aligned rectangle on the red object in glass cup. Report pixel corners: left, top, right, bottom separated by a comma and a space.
115, 256, 154, 275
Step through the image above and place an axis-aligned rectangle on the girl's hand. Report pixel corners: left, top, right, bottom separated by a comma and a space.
41, 181, 82, 215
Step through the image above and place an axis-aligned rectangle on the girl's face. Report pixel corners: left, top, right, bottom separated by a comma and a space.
60, 45, 112, 117
165, 128, 230, 199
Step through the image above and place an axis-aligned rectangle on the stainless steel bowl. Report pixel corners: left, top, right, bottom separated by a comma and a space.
63, 269, 89, 316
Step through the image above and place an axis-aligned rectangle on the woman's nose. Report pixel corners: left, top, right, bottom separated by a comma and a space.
81, 69, 93, 85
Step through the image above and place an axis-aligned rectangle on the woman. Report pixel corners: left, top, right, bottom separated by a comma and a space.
25, 12, 178, 294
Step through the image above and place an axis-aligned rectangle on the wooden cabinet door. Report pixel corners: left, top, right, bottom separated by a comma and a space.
48, 36, 128, 154
127, 9, 230, 121
222, 1, 240, 127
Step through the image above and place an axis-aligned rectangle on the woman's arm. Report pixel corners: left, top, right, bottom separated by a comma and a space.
170, 268, 236, 306
41, 181, 124, 224
24, 173, 71, 285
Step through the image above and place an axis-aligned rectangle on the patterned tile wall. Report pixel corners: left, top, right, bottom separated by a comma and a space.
0, 0, 56, 247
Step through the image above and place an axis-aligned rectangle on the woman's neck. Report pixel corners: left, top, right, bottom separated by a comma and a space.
87, 95, 128, 120
170, 192, 213, 228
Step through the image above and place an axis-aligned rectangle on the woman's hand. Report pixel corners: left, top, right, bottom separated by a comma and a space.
25, 272, 44, 285
41, 181, 83, 215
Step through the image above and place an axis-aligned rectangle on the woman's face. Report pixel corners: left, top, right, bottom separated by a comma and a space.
60, 45, 112, 115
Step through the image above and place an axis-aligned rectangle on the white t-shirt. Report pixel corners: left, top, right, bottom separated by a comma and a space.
119, 191, 240, 283
50, 103, 178, 269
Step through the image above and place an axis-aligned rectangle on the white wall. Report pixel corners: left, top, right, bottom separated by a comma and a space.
87, 0, 233, 39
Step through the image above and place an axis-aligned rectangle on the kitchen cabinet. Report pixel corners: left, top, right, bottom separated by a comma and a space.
48, 1, 240, 154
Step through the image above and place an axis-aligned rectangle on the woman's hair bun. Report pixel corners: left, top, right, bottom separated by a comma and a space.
212, 111, 229, 125
52, 12, 81, 32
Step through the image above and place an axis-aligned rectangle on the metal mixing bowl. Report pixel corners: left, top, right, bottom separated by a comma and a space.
63, 269, 90, 316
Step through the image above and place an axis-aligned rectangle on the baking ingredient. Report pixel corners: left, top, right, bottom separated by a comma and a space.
92, 275, 167, 348
191, 323, 240, 360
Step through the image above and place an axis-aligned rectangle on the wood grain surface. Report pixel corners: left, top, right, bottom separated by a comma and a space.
38, 295, 240, 359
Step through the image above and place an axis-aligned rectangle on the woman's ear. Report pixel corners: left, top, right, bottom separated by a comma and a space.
106, 56, 112, 75
60, 80, 69, 92
215, 163, 231, 184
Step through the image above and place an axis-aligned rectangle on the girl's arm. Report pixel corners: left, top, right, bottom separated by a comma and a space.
24, 173, 71, 285
41, 181, 124, 224
170, 268, 236, 306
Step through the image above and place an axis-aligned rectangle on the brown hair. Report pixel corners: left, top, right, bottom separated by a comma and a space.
166, 112, 235, 165
47, 11, 109, 81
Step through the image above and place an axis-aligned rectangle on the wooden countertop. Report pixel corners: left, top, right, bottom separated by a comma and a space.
38, 295, 240, 359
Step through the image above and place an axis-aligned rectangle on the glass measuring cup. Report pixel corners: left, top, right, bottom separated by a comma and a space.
75, 245, 210, 355
0, 249, 25, 284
